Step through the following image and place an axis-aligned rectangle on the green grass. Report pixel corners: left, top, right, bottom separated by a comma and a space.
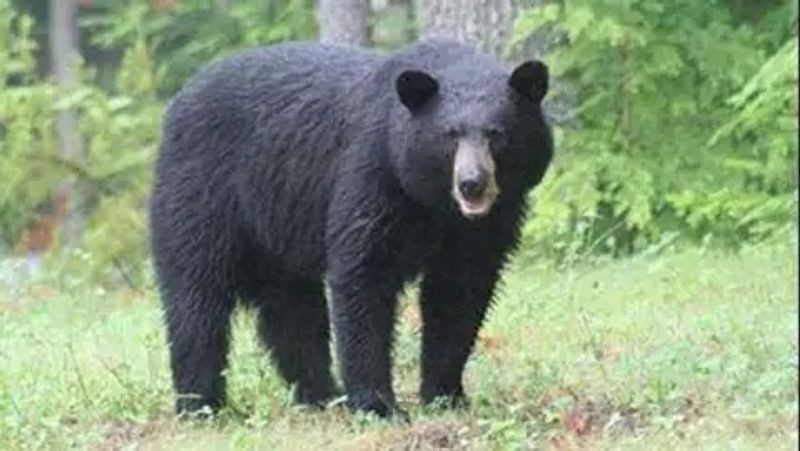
1, 238, 797, 450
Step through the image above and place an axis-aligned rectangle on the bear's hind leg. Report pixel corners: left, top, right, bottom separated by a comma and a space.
251, 280, 337, 406
161, 276, 235, 416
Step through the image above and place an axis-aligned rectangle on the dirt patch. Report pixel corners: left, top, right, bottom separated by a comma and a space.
538, 390, 714, 449
94, 419, 169, 451
738, 415, 799, 438
404, 420, 475, 450
569, 399, 638, 437
351, 419, 478, 451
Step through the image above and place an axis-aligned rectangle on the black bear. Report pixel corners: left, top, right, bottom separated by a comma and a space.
149, 39, 553, 417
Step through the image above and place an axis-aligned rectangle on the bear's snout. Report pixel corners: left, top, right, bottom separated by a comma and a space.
452, 138, 499, 219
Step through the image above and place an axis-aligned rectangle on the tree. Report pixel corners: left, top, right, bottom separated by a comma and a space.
317, 0, 371, 46
418, 0, 550, 62
48, 0, 84, 246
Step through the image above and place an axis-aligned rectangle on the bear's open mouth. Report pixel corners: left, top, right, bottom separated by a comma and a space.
454, 192, 496, 219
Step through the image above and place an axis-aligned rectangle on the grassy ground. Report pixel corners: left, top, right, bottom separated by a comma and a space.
1, 238, 797, 450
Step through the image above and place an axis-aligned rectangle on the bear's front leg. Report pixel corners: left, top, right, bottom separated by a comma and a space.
326, 193, 409, 418
419, 239, 504, 407
328, 267, 402, 417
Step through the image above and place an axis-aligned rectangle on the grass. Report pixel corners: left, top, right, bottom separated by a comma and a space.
0, 238, 797, 450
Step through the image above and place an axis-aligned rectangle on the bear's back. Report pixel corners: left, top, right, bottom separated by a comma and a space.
152, 43, 386, 279
160, 42, 382, 158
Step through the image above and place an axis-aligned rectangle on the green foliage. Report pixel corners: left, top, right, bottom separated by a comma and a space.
513, 0, 798, 260
84, 0, 317, 95
60, 41, 162, 286
0, 1, 161, 285
0, 0, 59, 247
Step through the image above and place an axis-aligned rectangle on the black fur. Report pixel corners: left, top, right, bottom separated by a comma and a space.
149, 40, 553, 417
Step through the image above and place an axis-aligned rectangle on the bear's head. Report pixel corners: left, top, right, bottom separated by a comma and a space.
390, 57, 553, 221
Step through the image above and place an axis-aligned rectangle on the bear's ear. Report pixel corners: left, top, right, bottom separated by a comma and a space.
396, 70, 439, 112
509, 60, 549, 104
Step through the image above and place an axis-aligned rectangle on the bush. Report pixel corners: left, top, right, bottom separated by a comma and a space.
513, 0, 798, 261
0, 1, 160, 286
0, 1, 58, 248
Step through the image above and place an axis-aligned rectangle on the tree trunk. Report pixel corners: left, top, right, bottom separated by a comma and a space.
418, 0, 550, 62
49, 0, 85, 246
317, 0, 371, 47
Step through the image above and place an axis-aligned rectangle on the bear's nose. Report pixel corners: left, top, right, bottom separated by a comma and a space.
458, 173, 488, 200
